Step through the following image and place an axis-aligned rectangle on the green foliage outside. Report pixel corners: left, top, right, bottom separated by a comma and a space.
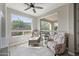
12, 32, 23, 36
12, 20, 31, 30
12, 19, 31, 36
40, 21, 50, 30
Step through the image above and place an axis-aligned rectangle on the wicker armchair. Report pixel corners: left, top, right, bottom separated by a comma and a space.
29, 29, 41, 46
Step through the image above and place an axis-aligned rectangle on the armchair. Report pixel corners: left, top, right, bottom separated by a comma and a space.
29, 29, 41, 47
47, 32, 68, 55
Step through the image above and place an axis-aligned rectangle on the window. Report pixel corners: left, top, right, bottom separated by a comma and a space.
11, 14, 32, 30
11, 14, 32, 36
40, 20, 51, 31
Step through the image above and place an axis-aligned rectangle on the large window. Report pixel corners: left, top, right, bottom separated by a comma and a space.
11, 14, 32, 36
11, 14, 32, 30
40, 20, 51, 31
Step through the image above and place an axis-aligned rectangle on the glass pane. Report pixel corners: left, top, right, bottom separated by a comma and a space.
40, 20, 51, 31
11, 14, 32, 30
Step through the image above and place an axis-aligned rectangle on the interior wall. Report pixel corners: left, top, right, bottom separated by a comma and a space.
0, 3, 7, 49
0, 3, 9, 56
68, 4, 75, 55
37, 4, 75, 55
0, 4, 2, 48
57, 5, 69, 33
32, 17, 38, 31
36, 18, 40, 31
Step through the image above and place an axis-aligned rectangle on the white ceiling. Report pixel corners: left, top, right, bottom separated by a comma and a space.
6, 3, 66, 17
45, 13, 58, 22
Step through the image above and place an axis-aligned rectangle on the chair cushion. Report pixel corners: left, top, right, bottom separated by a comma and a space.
54, 32, 65, 44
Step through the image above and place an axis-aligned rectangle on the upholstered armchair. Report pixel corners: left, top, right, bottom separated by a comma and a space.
47, 32, 68, 55
32, 29, 40, 37
29, 29, 41, 46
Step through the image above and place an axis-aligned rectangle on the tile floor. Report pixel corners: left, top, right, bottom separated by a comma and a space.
9, 43, 54, 56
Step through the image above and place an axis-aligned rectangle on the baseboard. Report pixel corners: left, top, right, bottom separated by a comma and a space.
68, 51, 75, 56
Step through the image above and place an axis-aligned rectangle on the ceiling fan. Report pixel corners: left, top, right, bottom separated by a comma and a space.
24, 3, 43, 13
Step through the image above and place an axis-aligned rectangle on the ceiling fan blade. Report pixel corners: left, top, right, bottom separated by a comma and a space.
24, 3, 30, 6
24, 7, 31, 10
33, 8, 36, 13
35, 6, 43, 9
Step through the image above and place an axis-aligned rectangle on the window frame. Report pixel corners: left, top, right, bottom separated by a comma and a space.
11, 13, 33, 36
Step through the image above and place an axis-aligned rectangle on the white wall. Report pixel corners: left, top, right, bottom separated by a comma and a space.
32, 17, 38, 30
57, 5, 69, 33
0, 3, 8, 49
68, 4, 75, 55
